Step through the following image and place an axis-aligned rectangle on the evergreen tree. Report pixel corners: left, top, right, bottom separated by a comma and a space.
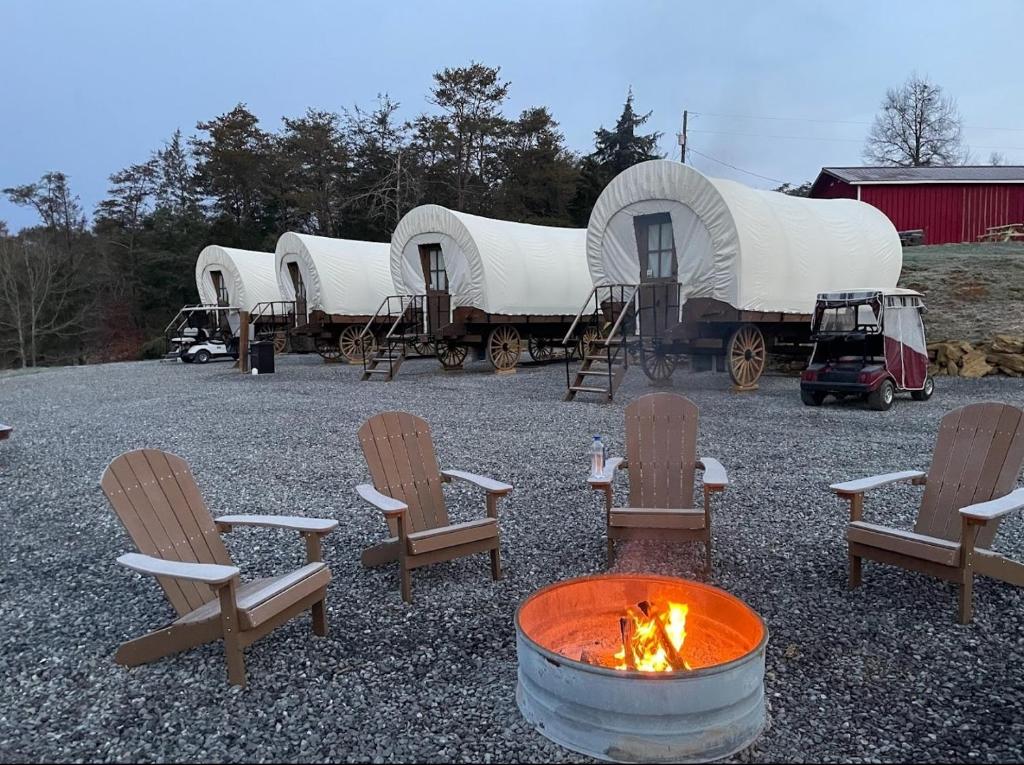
569, 90, 663, 225
278, 108, 349, 236
498, 107, 579, 225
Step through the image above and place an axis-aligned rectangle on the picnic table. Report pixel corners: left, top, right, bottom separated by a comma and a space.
977, 223, 1024, 242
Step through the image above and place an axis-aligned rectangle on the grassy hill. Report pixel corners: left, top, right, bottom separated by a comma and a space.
898, 242, 1024, 342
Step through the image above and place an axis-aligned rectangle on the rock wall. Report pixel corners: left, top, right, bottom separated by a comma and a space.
929, 334, 1024, 378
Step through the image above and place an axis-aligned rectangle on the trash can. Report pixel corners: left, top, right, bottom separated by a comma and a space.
249, 340, 275, 374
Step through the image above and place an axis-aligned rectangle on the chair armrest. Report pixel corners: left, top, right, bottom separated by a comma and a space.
117, 553, 239, 585
960, 488, 1024, 522
441, 469, 513, 495
830, 470, 926, 495
215, 514, 338, 534
356, 483, 408, 517
588, 457, 625, 488
697, 457, 728, 490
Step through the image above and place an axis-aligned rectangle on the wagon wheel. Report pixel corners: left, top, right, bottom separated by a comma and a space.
435, 340, 468, 369
315, 335, 342, 360
413, 341, 433, 357
576, 326, 602, 360
527, 336, 556, 362
727, 324, 767, 388
487, 326, 522, 371
338, 325, 375, 362
640, 344, 678, 382
273, 331, 287, 355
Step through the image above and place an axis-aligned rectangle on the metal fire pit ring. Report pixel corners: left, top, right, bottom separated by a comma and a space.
515, 573, 768, 763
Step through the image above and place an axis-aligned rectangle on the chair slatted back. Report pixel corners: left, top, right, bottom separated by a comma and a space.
624, 393, 699, 509
358, 412, 449, 535
915, 403, 1024, 546
101, 449, 232, 617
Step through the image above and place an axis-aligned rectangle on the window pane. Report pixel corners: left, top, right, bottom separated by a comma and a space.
661, 252, 672, 277
648, 224, 659, 253
660, 222, 674, 251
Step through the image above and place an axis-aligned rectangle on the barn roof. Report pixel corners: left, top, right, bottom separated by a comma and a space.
819, 166, 1024, 185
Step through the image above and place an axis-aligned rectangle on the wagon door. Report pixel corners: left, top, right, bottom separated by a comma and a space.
287, 262, 307, 321
210, 270, 229, 306
419, 244, 451, 333
634, 213, 679, 339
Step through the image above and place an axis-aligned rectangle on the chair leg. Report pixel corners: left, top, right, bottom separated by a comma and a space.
959, 569, 974, 624
311, 597, 328, 637
490, 545, 503, 580
218, 583, 246, 687
848, 552, 862, 589
607, 537, 614, 566
399, 564, 412, 604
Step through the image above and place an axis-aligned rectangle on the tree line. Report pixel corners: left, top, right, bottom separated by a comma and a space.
0, 62, 663, 368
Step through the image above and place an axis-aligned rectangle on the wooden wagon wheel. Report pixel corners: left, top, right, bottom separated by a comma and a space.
639, 343, 678, 382
338, 325, 376, 362
435, 340, 468, 369
413, 341, 433, 357
527, 335, 556, 362
576, 326, 602, 360
273, 331, 287, 355
487, 326, 522, 371
315, 335, 342, 360
727, 324, 767, 389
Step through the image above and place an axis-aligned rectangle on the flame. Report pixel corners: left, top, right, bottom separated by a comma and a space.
613, 601, 692, 672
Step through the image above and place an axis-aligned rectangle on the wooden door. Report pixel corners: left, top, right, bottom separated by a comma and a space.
287, 262, 307, 320
210, 270, 229, 307
419, 244, 451, 333
634, 214, 679, 339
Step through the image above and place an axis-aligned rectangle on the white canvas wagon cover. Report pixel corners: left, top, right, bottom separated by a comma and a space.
587, 160, 903, 314
195, 245, 282, 309
390, 204, 591, 316
275, 233, 393, 317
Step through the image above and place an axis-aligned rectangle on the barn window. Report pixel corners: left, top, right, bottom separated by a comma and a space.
634, 214, 677, 281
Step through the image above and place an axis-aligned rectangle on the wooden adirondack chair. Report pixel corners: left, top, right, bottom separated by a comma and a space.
0, 423, 11, 440
101, 448, 338, 685
589, 392, 728, 572
832, 402, 1024, 623
356, 411, 512, 602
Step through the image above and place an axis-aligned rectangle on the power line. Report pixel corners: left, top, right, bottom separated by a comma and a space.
692, 110, 1024, 133
686, 148, 786, 185
688, 128, 1024, 152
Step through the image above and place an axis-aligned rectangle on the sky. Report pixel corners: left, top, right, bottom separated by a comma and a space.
3, 0, 1024, 232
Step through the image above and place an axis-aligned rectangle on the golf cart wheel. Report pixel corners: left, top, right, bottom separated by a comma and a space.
727, 324, 767, 388
640, 344, 677, 382
801, 389, 826, 407
527, 335, 556, 362
435, 340, 468, 370
487, 326, 522, 371
338, 325, 374, 362
315, 336, 342, 360
273, 331, 287, 355
911, 376, 935, 401
194, 349, 211, 364
868, 379, 897, 411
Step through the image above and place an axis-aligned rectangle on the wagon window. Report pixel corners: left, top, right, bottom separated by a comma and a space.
634, 214, 676, 281
422, 246, 448, 292
210, 270, 229, 306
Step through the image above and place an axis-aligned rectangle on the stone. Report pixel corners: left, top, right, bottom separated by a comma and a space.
959, 350, 993, 378
986, 352, 1024, 375
990, 334, 1024, 354
931, 341, 971, 367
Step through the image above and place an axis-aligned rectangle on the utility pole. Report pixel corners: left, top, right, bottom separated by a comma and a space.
677, 110, 688, 163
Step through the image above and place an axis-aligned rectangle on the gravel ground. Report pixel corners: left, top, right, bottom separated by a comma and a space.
1, 355, 1024, 764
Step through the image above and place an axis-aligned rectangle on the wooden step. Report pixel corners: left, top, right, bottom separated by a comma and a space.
577, 369, 615, 376
569, 385, 610, 394
364, 367, 394, 375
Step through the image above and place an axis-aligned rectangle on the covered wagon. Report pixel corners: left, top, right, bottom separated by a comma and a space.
564, 160, 903, 399
275, 232, 395, 362
363, 204, 594, 379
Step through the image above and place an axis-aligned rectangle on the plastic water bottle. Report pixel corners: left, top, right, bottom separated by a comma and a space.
590, 435, 605, 479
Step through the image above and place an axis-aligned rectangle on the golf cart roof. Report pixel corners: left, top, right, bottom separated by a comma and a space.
815, 288, 923, 303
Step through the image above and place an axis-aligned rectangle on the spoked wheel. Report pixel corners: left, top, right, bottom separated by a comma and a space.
727, 324, 767, 389
527, 336, 557, 362
576, 326, 602, 360
273, 331, 288, 355
338, 325, 375, 362
487, 326, 522, 371
640, 344, 678, 382
435, 340, 468, 370
413, 341, 434, 357
315, 335, 342, 361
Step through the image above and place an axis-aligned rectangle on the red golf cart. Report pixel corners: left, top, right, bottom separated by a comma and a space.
800, 288, 933, 411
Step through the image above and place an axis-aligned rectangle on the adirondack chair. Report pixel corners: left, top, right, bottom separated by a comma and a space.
832, 402, 1024, 623
589, 392, 728, 572
356, 411, 512, 602
0, 423, 11, 440
101, 448, 338, 685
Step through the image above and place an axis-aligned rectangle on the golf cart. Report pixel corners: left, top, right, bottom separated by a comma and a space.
165, 305, 241, 364
800, 288, 933, 411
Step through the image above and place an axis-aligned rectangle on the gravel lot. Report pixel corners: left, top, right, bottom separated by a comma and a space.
2, 355, 1023, 764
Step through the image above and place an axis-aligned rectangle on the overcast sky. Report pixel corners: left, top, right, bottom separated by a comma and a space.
3, 0, 1023, 231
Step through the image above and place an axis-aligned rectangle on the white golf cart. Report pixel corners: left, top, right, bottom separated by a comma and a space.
164, 305, 241, 364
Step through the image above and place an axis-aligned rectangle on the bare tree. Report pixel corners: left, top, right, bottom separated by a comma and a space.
0, 237, 91, 367
864, 73, 966, 166
989, 151, 1005, 166
3, 172, 87, 252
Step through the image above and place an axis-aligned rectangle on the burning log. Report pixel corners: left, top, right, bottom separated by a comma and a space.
638, 601, 689, 672
619, 617, 637, 670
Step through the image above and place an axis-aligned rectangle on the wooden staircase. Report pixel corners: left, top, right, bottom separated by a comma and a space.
360, 296, 425, 382
562, 285, 638, 402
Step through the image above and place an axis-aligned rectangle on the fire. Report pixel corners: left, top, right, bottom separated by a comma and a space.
613, 600, 692, 672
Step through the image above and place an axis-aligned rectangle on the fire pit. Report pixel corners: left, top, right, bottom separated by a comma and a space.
515, 574, 767, 763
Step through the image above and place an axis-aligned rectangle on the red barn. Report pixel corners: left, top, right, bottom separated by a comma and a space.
809, 166, 1024, 245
